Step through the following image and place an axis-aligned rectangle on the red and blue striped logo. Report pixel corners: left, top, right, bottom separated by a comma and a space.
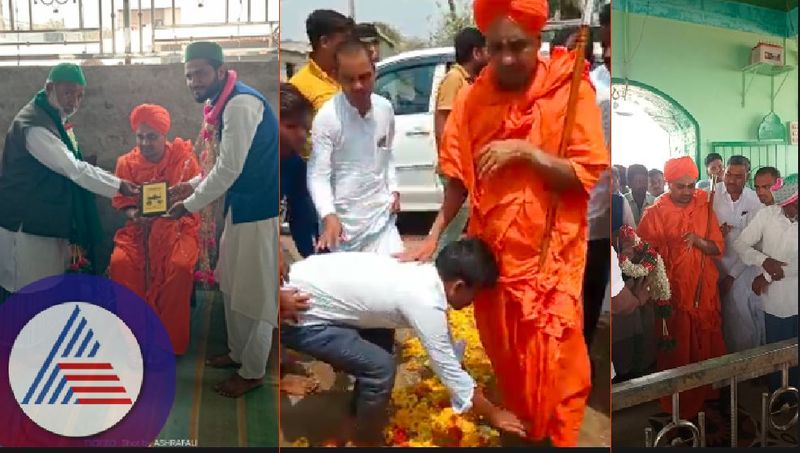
1, 275, 174, 447
21, 305, 133, 407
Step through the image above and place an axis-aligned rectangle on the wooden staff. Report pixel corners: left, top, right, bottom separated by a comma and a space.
539, 0, 595, 269
693, 173, 718, 308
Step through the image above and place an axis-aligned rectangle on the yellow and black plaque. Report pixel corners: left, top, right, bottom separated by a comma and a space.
141, 182, 168, 217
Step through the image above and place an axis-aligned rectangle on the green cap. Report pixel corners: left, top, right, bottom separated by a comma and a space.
47, 63, 86, 86
185, 41, 224, 64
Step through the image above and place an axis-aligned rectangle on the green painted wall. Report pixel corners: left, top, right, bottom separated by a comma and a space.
612, 11, 798, 174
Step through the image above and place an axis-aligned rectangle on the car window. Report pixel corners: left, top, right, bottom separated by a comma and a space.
375, 63, 436, 115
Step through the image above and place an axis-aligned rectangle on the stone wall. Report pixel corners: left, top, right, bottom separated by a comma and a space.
0, 60, 278, 272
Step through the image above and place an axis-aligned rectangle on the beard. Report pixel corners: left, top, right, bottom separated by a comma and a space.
193, 76, 226, 103
47, 91, 75, 118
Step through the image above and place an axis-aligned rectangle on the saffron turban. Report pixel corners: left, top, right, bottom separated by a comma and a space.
772, 173, 798, 207
130, 104, 171, 135
474, 0, 548, 36
664, 156, 699, 183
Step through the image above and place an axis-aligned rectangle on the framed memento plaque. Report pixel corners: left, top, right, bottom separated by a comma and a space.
141, 182, 168, 217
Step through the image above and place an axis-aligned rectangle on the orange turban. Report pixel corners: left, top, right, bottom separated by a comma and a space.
663, 156, 700, 182
130, 103, 171, 135
474, 0, 548, 36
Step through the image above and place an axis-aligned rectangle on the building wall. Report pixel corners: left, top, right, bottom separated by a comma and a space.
0, 60, 278, 272
611, 12, 798, 164
279, 52, 307, 81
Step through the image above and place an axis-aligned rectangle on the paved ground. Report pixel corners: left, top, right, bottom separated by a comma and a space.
279, 213, 611, 447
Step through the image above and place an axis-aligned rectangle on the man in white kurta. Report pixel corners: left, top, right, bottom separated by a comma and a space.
169, 42, 278, 398
180, 93, 276, 387
734, 174, 798, 393
0, 64, 137, 301
713, 157, 765, 352
307, 41, 402, 256
0, 130, 120, 291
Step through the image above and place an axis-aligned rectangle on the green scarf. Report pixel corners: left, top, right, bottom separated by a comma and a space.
33, 90, 103, 274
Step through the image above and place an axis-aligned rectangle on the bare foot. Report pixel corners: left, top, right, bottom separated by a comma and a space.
215, 374, 264, 398
205, 353, 240, 369
280, 374, 320, 396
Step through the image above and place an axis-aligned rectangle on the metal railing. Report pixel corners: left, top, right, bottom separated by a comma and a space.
711, 140, 796, 189
612, 338, 798, 447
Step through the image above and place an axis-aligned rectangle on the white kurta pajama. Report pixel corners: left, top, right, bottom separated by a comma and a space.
712, 182, 765, 352
184, 94, 277, 380
0, 126, 120, 293
308, 93, 403, 255
734, 205, 798, 320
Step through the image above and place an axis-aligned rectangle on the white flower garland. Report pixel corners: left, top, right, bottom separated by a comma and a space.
620, 254, 671, 301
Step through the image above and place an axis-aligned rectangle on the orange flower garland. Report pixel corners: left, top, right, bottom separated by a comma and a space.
383, 306, 500, 447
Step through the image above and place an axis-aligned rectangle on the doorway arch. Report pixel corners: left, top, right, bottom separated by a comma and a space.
611, 78, 701, 170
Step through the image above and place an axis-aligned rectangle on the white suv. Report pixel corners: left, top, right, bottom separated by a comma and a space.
373, 43, 571, 212
375, 47, 455, 212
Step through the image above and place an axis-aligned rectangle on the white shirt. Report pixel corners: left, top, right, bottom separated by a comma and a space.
588, 169, 611, 240
308, 93, 399, 250
587, 64, 610, 240
625, 191, 656, 227
610, 247, 624, 298
589, 65, 610, 146
610, 245, 621, 379
713, 183, 764, 279
0, 124, 121, 292
184, 94, 265, 213
734, 205, 798, 318
619, 194, 635, 228
287, 252, 475, 413
609, 245, 623, 380
25, 127, 120, 198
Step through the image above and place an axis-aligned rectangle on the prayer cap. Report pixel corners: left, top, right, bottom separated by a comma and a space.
47, 63, 86, 86
130, 104, 171, 135
185, 41, 224, 64
772, 173, 798, 207
663, 156, 699, 183
474, 0, 548, 36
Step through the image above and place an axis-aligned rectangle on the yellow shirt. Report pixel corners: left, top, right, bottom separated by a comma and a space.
289, 59, 340, 158
435, 63, 471, 111
289, 59, 340, 113
434, 64, 471, 174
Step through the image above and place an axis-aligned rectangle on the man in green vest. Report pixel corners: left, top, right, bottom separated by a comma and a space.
0, 63, 140, 302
